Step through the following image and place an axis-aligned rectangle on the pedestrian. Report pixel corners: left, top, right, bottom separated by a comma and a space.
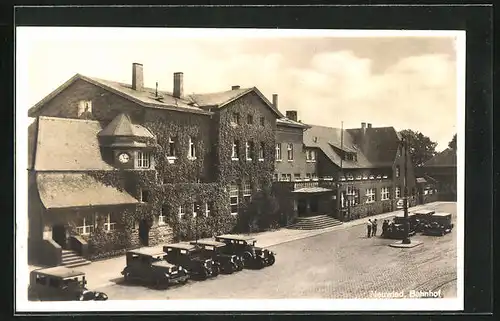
382, 220, 388, 236
366, 219, 372, 238
372, 219, 378, 236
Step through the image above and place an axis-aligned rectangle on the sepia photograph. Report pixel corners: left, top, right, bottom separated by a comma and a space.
15, 26, 464, 311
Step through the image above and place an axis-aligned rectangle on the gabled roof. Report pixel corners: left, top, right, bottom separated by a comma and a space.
98, 113, 155, 138
277, 117, 311, 129
347, 127, 402, 167
423, 148, 457, 167
31, 116, 114, 171
188, 87, 284, 118
37, 172, 138, 209
303, 125, 372, 168
27, 74, 212, 118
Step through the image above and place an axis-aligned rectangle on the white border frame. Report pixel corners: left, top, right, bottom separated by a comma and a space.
15, 27, 465, 312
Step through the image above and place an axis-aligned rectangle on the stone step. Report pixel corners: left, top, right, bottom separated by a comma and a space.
62, 256, 86, 264
64, 260, 92, 268
287, 215, 343, 230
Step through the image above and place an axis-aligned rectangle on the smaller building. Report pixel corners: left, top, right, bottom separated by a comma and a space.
417, 148, 457, 201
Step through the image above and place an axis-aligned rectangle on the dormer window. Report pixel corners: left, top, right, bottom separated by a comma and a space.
344, 152, 357, 161
136, 151, 151, 169
77, 100, 92, 118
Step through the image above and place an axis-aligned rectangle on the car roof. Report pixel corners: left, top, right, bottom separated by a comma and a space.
152, 260, 177, 268
32, 266, 85, 279
128, 247, 165, 256
164, 242, 196, 251
414, 209, 435, 215
395, 212, 416, 218
216, 234, 256, 241
432, 212, 452, 217
191, 239, 226, 247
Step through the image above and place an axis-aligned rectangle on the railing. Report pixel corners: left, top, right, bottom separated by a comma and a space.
69, 235, 89, 259
274, 175, 392, 191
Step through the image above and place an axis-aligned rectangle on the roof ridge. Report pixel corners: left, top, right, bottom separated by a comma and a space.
38, 115, 101, 124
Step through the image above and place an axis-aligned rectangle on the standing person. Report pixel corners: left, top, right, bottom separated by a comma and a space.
382, 220, 388, 236
372, 219, 378, 236
366, 219, 372, 238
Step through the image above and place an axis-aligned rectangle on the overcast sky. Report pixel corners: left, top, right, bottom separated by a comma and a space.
17, 27, 462, 151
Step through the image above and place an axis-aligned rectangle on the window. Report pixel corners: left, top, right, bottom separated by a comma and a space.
193, 202, 202, 218
260, 117, 265, 126
136, 151, 151, 169
381, 187, 390, 201
305, 173, 311, 180
341, 186, 360, 208
294, 173, 301, 181
247, 114, 253, 125
312, 173, 318, 180
232, 140, 240, 160
366, 188, 376, 203
243, 182, 252, 202
306, 149, 316, 162
281, 174, 287, 181
178, 205, 186, 219
167, 137, 177, 158
395, 186, 401, 198
258, 142, 265, 161
158, 207, 167, 225
230, 184, 239, 215
276, 143, 282, 161
140, 189, 150, 203
395, 165, 400, 178
273, 173, 278, 181
286, 174, 292, 181
232, 112, 240, 125
287, 143, 294, 161
77, 100, 92, 117
104, 213, 116, 232
76, 216, 95, 236
188, 137, 196, 160
205, 202, 212, 217
246, 141, 254, 161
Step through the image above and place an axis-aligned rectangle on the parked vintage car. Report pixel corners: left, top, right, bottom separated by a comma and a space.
121, 248, 189, 288
413, 209, 436, 232
190, 239, 244, 274
393, 212, 419, 234
163, 243, 219, 280
422, 212, 454, 236
214, 234, 276, 269
28, 267, 108, 301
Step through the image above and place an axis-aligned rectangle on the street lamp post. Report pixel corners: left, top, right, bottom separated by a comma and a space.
402, 137, 411, 244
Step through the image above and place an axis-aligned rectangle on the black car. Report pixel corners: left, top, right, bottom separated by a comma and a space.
28, 267, 108, 301
214, 234, 276, 269
413, 209, 436, 232
163, 243, 219, 280
190, 239, 244, 274
393, 212, 419, 234
381, 222, 416, 239
121, 248, 189, 288
422, 212, 454, 236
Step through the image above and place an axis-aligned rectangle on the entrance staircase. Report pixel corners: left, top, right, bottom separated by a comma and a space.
61, 249, 91, 268
287, 215, 343, 230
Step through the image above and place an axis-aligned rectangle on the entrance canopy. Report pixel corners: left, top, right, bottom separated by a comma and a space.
292, 187, 333, 194
37, 172, 139, 209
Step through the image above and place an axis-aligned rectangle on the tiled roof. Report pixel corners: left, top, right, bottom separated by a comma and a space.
37, 172, 138, 209
32, 116, 114, 171
423, 148, 457, 167
189, 87, 284, 118
28, 74, 212, 117
277, 117, 310, 129
98, 113, 155, 138
303, 125, 372, 169
347, 127, 401, 167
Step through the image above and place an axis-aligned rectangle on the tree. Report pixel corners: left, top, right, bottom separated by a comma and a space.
399, 129, 438, 167
448, 134, 457, 150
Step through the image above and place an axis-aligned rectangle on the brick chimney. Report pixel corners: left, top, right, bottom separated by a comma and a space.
272, 94, 278, 109
132, 63, 144, 91
173, 72, 184, 98
367, 123, 372, 128
232, 85, 240, 90
361, 122, 366, 135
286, 110, 298, 122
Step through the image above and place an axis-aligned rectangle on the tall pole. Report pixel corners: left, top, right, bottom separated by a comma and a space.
337, 121, 344, 221
402, 137, 411, 244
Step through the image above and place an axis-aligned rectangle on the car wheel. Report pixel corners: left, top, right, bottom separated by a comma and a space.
123, 272, 130, 282
225, 263, 235, 274
212, 265, 220, 277
267, 254, 276, 266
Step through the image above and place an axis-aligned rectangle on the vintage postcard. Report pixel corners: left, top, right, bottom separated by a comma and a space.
15, 27, 465, 312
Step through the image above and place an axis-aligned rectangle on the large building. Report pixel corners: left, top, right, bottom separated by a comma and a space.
417, 148, 457, 202
27, 63, 418, 267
